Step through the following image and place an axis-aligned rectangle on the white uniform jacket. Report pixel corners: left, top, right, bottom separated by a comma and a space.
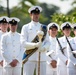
0, 31, 6, 62
46, 36, 57, 64
21, 21, 50, 61
67, 37, 76, 67
56, 36, 71, 66
46, 36, 57, 70
1, 31, 24, 67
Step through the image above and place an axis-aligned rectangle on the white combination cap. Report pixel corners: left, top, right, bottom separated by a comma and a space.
61, 22, 72, 30
28, 6, 42, 13
8, 17, 20, 25
47, 22, 59, 31
0, 16, 9, 23
72, 23, 76, 29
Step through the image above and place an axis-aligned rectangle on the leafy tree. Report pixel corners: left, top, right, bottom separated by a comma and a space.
39, 3, 60, 25
51, 13, 76, 37
9, 0, 39, 32
0, 0, 61, 33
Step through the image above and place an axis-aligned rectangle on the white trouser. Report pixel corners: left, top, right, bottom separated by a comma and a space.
57, 65, 67, 75
67, 67, 76, 75
0, 67, 3, 75
23, 61, 46, 75
3, 66, 21, 75
46, 64, 57, 75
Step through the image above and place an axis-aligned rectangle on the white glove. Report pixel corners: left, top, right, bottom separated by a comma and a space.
46, 50, 54, 56
38, 46, 46, 52
25, 42, 42, 50
35, 42, 42, 47
72, 51, 76, 54
74, 63, 76, 66
38, 42, 50, 52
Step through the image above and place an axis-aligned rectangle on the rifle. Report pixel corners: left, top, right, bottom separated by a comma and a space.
21, 25, 47, 75
56, 37, 66, 54
66, 37, 76, 58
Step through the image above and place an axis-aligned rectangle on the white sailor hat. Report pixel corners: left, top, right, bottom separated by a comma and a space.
0, 16, 9, 23
61, 22, 72, 30
9, 17, 20, 25
28, 6, 42, 14
47, 22, 59, 31
72, 23, 76, 30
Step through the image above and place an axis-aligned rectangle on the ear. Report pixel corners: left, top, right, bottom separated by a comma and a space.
48, 30, 50, 35
16, 24, 18, 27
48, 30, 50, 33
30, 13, 32, 16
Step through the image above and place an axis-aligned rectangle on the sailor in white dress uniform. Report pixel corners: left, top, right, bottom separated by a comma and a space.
56, 22, 72, 75
0, 16, 9, 75
21, 6, 50, 75
67, 23, 76, 75
1, 17, 24, 75
46, 22, 59, 75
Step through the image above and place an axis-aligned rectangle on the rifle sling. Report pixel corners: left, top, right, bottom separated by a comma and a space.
66, 37, 76, 58
56, 37, 64, 54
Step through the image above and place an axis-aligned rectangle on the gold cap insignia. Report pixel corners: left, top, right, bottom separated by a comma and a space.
35, 8, 39, 11
52, 24, 56, 26
3, 18, 6, 22
66, 23, 69, 26
12, 19, 15, 23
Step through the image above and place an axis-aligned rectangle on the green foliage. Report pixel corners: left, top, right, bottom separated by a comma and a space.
0, 0, 61, 32
51, 13, 76, 37
51, 0, 76, 37
51, 13, 76, 25
39, 3, 60, 24
33, 67, 36, 75
0, 0, 75, 34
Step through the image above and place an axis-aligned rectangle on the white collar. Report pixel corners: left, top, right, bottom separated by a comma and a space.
49, 36, 56, 40
31, 20, 39, 26
9, 31, 17, 34
0, 30, 7, 34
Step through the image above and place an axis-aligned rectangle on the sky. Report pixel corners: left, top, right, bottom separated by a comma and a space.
38, 0, 73, 14
0, 0, 74, 14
